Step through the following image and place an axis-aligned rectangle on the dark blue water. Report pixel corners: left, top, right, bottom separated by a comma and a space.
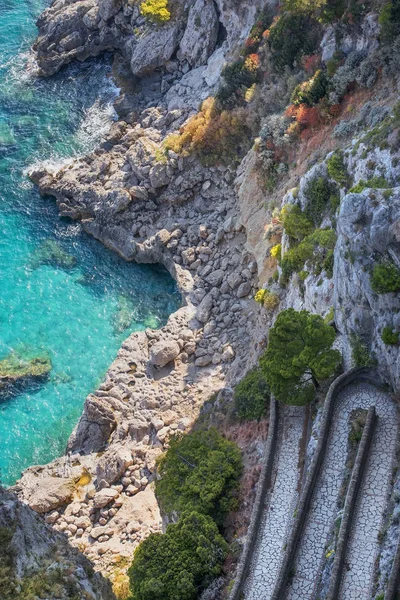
0, 0, 180, 485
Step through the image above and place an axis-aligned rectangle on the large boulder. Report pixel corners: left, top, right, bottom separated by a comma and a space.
93, 488, 119, 508
130, 23, 182, 76
96, 445, 133, 485
179, 0, 219, 67
150, 340, 180, 367
196, 293, 213, 323
27, 477, 75, 513
98, 0, 122, 21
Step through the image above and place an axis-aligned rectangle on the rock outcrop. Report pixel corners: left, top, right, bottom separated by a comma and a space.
0, 487, 115, 599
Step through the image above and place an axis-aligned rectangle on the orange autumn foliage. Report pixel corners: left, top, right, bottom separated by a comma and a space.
164, 97, 251, 166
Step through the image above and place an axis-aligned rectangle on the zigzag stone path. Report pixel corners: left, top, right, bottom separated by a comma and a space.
245, 405, 305, 600
286, 382, 398, 600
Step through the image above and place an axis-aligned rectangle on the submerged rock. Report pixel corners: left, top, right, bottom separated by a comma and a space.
112, 295, 136, 334
29, 239, 77, 270
0, 351, 52, 398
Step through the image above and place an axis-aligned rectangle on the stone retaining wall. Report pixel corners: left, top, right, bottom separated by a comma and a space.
227, 396, 279, 600
326, 405, 376, 600
270, 368, 381, 600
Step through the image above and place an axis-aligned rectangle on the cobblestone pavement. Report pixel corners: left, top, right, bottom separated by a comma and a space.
245, 406, 305, 600
286, 383, 398, 600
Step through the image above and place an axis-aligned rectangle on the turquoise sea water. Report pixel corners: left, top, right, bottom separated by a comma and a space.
0, 0, 180, 485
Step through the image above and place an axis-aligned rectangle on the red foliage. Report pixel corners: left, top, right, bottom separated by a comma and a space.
296, 104, 321, 128
329, 104, 342, 117
265, 138, 275, 150
302, 54, 321, 74
285, 104, 299, 118
245, 37, 257, 49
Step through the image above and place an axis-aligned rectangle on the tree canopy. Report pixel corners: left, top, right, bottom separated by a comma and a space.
155, 428, 242, 525
260, 309, 341, 405
128, 511, 227, 600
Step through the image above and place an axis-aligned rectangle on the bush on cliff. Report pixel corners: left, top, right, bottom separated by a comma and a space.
281, 204, 314, 241
164, 97, 250, 166
281, 228, 336, 279
260, 308, 341, 405
155, 428, 242, 525
371, 260, 400, 293
139, 0, 170, 23
379, 0, 400, 41
234, 367, 270, 421
128, 511, 227, 600
268, 12, 323, 69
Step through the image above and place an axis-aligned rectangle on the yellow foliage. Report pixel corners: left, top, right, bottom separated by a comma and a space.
254, 289, 266, 304
140, 0, 170, 23
245, 83, 257, 103
254, 288, 280, 310
270, 243, 282, 261
164, 97, 250, 166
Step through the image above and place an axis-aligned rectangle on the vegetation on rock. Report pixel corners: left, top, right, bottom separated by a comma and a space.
128, 511, 227, 600
234, 367, 270, 421
381, 326, 399, 345
281, 204, 313, 241
254, 288, 280, 309
304, 176, 338, 226
260, 308, 341, 405
268, 12, 323, 70
327, 151, 349, 187
281, 228, 336, 279
139, 0, 170, 23
371, 261, 400, 293
164, 97, 251, 166
155, 428, 242, 525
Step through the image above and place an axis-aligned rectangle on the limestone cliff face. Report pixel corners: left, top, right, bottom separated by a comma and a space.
0, 487, 115, 599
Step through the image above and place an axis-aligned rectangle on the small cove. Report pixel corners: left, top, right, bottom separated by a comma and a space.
0, 0, 180, 485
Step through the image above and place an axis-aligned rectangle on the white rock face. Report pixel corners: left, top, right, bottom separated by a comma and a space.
179, 0, 219, 67
130, 23, 182, 76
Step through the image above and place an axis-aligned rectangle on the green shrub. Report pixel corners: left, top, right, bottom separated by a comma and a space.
268, 13, 323, 69
304, 176, 337, 226
327, 151, 349, 186
155, 429, 242, 525
379, 0, 400, 41
234, 367, 270, 420
281, 204, 314, 241
260, 308, 341, 405
349, 176, 390, 193
381, 326, 399, 345
128, 511, 228, 600
217, 55, 260, 108
281, 228, 336, 278
291, 70, 328, 107
371, 261, 400, 293
140, 0, 170, 22
351, 335, 373, 367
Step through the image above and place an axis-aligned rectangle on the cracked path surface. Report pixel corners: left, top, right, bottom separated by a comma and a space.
286, 382, 398, 600
245, 405, 305, 600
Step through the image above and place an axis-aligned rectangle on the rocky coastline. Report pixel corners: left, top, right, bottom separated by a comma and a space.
9, 0, 400, 594
11, 0, 276, 585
